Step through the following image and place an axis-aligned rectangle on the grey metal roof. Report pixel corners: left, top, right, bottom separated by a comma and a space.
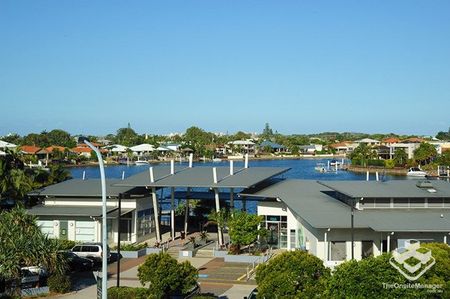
318, 180, 450, 198
28, 179, 135, 197
27, 205, 133, 218
241, 179, 450, 232
114, 166, 290, 189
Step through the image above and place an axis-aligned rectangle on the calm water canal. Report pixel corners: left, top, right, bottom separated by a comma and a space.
69, 159, 409, 214
69, 158, 404, 181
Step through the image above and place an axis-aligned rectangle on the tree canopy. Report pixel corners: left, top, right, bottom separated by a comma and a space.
414, 142, 438, 165
227, 211, 265, 253
137, 252, 198, 298
256, 250, 330, 298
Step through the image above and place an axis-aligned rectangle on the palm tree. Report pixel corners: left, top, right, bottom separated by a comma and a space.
0, 207, 67, 294
206, 208, 230, 247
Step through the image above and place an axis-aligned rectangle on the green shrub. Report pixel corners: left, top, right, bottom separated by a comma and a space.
327, 251, 450, 298
47, 273, 71, 294
384, 159, 395, 169
256, 250, 330, 298
107, 286, 151, 299
115, 242, 148, 251
138, 252, 198, 298
368, 159, 385, 167
57, 239, 77, 250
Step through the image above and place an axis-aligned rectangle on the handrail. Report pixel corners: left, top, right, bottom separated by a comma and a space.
246, 246, 274, 280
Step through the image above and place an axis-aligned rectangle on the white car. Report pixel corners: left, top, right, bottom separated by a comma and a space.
71, 243, 111, 263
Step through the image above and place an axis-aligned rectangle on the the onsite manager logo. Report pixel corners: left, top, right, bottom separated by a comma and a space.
389, 240, 435, 281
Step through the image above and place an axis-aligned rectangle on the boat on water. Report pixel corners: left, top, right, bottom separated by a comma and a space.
315, 163, 327, 173
407, 167, 427, 177
135, 159, 150, 166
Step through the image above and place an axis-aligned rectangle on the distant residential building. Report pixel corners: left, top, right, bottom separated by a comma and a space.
430, 141, 450, 155
227, 140, 256, 155
20, 145, 41, 155
382, 137, 400, 145
298, 144, 323, 154
107, 144, 128, 155
354, 138, 381, 146
329, 142, 356, 155
161, 143, 181, 152
259, 140, 287, 153
0, 140, 17, 150
129, 143, 155, 156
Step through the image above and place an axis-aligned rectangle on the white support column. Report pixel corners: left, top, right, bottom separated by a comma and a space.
324, 231, 328, 261
230, 188, 234, 210
214, 188, 223, 246
171, 187, 175, 241
387, 235, 391, 252
189, 154, 193, 168
366, 171, 370, 181
184, 187, 190, 234
444, 235, 447, 244
152, 187, 161, 243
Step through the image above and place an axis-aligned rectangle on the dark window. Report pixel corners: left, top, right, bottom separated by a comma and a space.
267, 215, 280, 222
362, 241, 373, 259
72, 246, 81, 252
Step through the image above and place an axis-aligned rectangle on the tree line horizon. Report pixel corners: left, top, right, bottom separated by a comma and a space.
2, 123, 449, 150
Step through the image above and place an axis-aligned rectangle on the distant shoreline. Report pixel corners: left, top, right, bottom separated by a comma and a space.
65, 154, 348, 168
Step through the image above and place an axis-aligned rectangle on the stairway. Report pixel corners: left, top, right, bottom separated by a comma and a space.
166, 246, 181, 258
195, 248, 214, 258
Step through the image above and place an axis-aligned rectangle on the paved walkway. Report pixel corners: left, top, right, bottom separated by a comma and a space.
54, 232, 256, 298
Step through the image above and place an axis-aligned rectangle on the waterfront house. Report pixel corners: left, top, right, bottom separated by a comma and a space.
0, 140, 17, 151
129, 143, 155, 157
227, 140, 256, 156
259, 140, 287, 154
242, 179, 450, 266
298, 144, 323, 155
329, 142, 356, 155
27, 179, 155, 245
354, 138, 381, 146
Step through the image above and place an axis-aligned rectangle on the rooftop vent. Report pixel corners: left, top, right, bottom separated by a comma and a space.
416, 180, 433, 189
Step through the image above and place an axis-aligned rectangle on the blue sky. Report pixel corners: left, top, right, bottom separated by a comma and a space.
1, 1, 449, 136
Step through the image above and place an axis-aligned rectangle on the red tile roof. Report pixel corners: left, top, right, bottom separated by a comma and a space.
20, 145, 41, 154
382, 137, 400, 144
402, 137, 424, 143
72, 147, 92, 153
45, 146, 67, 153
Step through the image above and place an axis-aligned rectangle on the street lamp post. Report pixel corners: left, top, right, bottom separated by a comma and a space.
84, 140, 107, 299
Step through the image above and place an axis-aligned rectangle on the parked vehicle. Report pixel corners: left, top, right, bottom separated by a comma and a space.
71, 243, 111, 263
244, 288, 258, 299
59, 251, 94, 272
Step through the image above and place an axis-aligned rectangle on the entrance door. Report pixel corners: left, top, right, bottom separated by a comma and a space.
60, 221, 68, 240
361, 241, 373, 258
267, 222, 280, 248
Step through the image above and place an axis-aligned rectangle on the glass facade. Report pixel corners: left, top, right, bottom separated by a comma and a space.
261, 215, 288, 249
137, 208, 154, 238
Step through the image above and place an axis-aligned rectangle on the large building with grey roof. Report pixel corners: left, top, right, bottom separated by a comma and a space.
242, 179, 450, 266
